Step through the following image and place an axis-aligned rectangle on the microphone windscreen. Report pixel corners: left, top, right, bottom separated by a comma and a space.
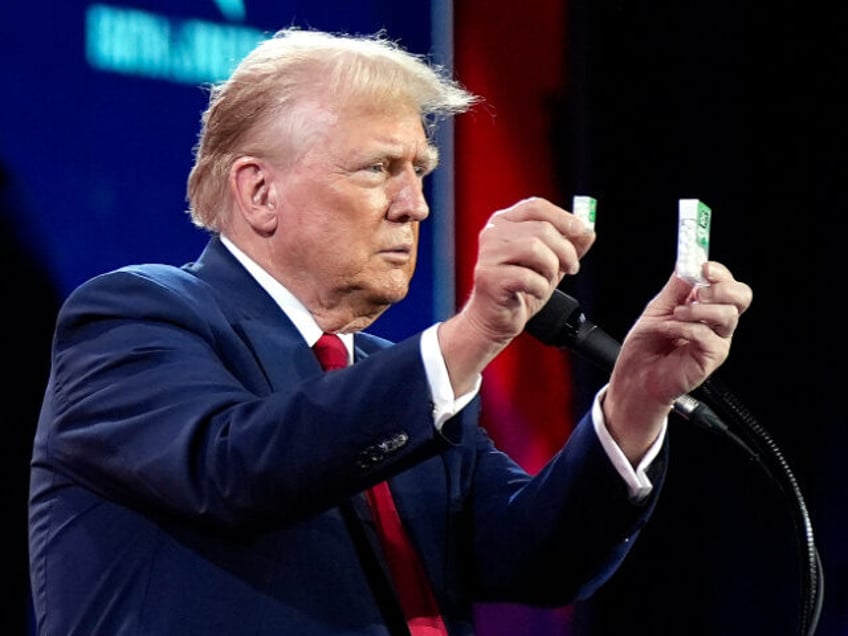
525, 290, 581, 347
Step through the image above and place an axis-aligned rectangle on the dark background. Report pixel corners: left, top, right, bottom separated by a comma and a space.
560, 2, 845, 634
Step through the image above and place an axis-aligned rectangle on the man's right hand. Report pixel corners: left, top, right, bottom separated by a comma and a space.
438, 196, 595, 395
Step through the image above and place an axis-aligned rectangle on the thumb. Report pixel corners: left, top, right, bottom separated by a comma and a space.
648, 271, 698, 312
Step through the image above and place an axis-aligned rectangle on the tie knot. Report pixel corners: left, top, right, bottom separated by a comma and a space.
313, 333, 348, 371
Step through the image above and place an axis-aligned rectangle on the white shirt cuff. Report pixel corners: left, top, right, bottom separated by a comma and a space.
592, 384, 667, 501
420, 324, 481, 430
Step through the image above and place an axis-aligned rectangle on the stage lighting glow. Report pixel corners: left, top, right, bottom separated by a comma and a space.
85, 4, 264, 84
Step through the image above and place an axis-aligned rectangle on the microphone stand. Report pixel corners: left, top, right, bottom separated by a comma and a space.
691, 376, 824, 636
593, 358, 824, 635
591, 359, 823, 635
525, 290, 823, 635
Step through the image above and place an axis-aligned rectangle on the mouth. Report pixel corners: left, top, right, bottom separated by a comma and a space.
379, 244, 414, 264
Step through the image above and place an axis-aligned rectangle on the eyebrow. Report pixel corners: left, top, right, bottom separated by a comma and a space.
420, 145, 439, 172
366, 142, 439, 173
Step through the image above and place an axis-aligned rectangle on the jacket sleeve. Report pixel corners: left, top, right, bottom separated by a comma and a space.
38, 266, 454, 532
458, 409, 668, 605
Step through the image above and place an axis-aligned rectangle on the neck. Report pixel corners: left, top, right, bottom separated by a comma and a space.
310, 299, 390, 334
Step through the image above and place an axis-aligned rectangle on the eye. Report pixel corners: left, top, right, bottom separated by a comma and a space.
414, 152, 438, 177
365, 161, 388, 174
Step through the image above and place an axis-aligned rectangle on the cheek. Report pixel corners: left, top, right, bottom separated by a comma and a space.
282, 183, 392, 272
313, 218, 377, 275
331, 204, 388, 252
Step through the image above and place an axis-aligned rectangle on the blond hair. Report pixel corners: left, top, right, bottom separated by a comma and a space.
186, 28, 478, 232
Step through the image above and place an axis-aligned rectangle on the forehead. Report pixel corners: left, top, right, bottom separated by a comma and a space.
302, 97, 432, 156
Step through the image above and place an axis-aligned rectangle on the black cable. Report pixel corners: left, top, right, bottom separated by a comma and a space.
693, 376, 823, 636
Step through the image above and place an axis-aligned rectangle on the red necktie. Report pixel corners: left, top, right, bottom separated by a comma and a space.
313, 332, 349, 371
312, 333, 448, 635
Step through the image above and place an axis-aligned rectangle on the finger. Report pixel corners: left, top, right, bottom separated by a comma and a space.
478, 231, 571, 287
651, 270, 701, 311
702, 261, 734, 282
496, 197, 596, 255
660, 319, 732, 361
673, 302, 741, 339
696, 283, 753, 317
482, 213, 585, 278
475, 261, 553, 305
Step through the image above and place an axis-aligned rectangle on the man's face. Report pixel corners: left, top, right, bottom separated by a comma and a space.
266, 99, 437, 328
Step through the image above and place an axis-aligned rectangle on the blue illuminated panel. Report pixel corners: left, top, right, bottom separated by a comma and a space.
85, 4, 265, 84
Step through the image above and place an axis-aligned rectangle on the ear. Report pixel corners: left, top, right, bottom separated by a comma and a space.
229, 156, 279, 235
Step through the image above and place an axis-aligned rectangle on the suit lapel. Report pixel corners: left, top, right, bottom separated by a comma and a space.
187, 237, 322, 391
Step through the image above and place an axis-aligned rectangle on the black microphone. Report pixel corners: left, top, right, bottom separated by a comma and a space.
525, 289, 729, 433
524, 288, 620, 369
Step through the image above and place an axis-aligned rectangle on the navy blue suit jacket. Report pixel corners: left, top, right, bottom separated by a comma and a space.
29, 236, 666, 635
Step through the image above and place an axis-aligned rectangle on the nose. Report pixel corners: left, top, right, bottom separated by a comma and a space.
387, 167, 429, 222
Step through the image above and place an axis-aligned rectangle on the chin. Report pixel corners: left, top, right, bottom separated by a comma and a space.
380, 287, 410, 306
371, 281, 410, 307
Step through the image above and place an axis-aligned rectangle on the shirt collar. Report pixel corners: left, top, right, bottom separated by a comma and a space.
219, 235, 354, 358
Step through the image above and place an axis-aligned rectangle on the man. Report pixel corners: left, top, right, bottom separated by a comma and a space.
28, 28, 752, 635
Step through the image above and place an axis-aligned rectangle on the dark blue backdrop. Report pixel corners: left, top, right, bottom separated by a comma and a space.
0, 0, 443, 339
